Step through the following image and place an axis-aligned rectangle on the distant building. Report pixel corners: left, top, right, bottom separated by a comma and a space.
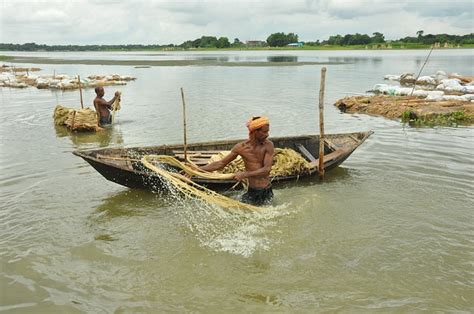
246, 40, 267, 47
288, 42, 304, 47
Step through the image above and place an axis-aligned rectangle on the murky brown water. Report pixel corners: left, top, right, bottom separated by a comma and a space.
1, 50, 473, 312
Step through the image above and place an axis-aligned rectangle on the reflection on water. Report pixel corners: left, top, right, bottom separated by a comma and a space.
199, 56, 230, 62
267, 56, 298, 62
88, 189, 170, 242
91, 189, 166, 222
54, 124, 124, 148
276, 166, 351, 189
328, 56, 382, 64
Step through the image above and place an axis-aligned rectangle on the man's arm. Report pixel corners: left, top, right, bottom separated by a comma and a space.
234, 142, 274, 181
199, 145, 240, 172
96, 97, 115, 110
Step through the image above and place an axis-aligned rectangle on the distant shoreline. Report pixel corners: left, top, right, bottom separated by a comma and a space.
1, 47, 472, 67
1, 56, 348, 67
1, 46, 473, 53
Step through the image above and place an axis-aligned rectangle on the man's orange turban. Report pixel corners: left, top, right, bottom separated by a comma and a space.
246, 116, 269, 132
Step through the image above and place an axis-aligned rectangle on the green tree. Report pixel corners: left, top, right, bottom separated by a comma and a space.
341, 33, 371, 45
327, 35, 343, 45
217, 37, 230, 48
232, 38, 243, 47
416, 30, 424, 38
266, 32, 298, 47
192, 38, 201, 48
371, 32, 385, 43
199, 36, 218, 48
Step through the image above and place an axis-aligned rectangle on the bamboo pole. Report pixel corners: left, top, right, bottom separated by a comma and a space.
78, 75, 84, 109
180, 87, 188, 161
318, 67, 327, 179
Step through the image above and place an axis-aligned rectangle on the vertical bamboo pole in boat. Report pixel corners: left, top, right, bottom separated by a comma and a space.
318, 67, 327, 179
78, 75, 84, 109
180, 87, 188, 161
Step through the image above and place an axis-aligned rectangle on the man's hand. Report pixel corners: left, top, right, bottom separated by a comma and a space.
234, 171, 247, 181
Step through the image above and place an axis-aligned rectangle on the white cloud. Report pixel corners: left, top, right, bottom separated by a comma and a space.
0, 0, 472, 45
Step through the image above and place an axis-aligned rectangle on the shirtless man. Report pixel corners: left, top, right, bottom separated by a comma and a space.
93, 86, 120, 126
198, 116, 274, 205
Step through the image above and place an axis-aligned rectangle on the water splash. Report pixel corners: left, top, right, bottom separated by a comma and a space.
165, 183, 294, 257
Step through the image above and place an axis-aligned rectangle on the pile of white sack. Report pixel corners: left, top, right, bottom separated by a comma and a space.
377, 70, 474, 101
372, 84, 474, 102
0, 72, 28, 88
0, 72, 136, 89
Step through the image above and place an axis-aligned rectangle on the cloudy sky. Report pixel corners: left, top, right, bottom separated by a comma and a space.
1, 0, 472, 45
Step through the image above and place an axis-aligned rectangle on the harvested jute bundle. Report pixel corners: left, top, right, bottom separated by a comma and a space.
272, 148, 314, 175
53, 105, 74, 125
112, 91, 121, 111
111, 91, 121, 123
208, 148, 314, 176
141, 155, 262, 211
65, 108, 99, 131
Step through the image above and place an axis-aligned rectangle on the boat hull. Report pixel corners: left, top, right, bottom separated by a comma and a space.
73, 131, 373, 191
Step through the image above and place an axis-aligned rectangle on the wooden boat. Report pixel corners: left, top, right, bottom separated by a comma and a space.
73, 131, 373, 191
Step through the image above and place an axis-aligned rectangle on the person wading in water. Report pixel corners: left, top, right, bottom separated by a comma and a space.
196, 116, 274, 205
93, 86, 120, 126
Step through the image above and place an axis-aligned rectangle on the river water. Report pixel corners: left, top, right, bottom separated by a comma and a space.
0, 50, 473, 312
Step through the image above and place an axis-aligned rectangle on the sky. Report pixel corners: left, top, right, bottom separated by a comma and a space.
1, 0, 473, 45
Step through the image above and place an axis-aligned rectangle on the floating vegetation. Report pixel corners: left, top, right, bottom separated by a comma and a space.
401, 109, 472, 127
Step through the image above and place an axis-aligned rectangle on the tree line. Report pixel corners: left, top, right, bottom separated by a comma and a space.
315, 31, 474, 46
1, 32, 472, 51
